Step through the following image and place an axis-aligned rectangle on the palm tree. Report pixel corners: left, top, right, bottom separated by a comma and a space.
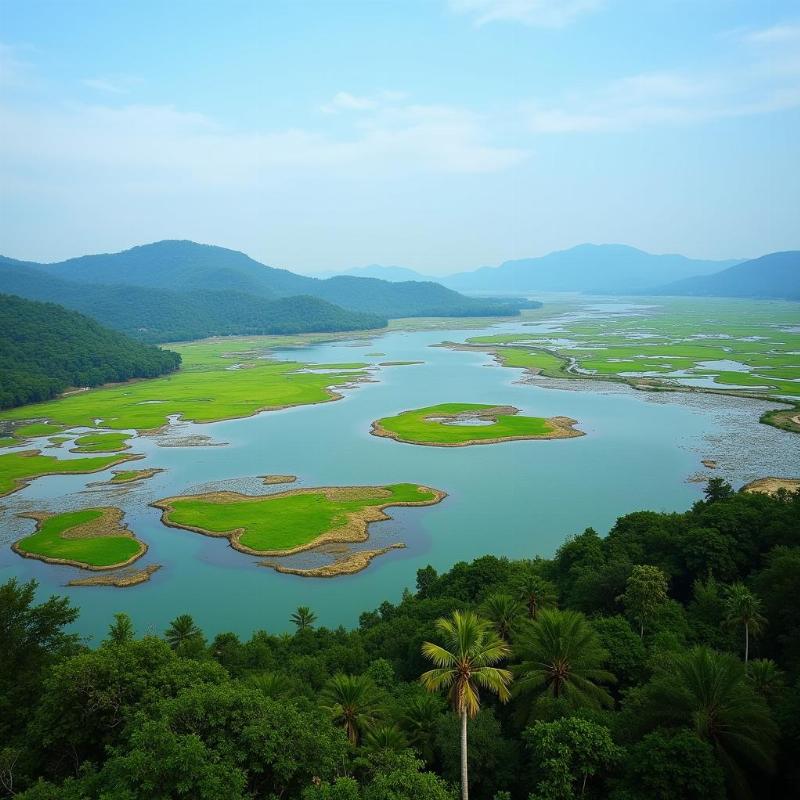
511, 608, 615, 721
723, 584, 765, 664
747, 658, 784, 701
420, 610, 512, 800
645, 647, 777, 797
164, 613, 201, 650
517, 573, 557, 620
400, 693, 444, 764
107, 612, 134, 645
320, 673, 384, 745
363, 724, 408, 754
291, 606, 317, 631
247, 671, 295, 699
481, 593, 524, 640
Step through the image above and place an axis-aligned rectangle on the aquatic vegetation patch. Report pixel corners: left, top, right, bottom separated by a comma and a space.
0, 449, 141, 497
108, 468, 164, 484
449, 298, 800, 405
71, 432, 132, 453
152, 483, 445, 558
13, 507, 146, 569
371, 403, 583, 446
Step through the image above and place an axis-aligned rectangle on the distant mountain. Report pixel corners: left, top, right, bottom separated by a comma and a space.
443, 244, 740, 294
651, 251, 799, 300
0, 293, 180, 409
0, 259, 385, 343
28, 240, 527, 318
320, 264, 430, 282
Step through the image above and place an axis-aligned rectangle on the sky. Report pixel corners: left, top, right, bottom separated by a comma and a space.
0, 0, 798, 275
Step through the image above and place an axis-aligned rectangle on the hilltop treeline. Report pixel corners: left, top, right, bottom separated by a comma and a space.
0, 294, 180, 409
2, 482, 799, 799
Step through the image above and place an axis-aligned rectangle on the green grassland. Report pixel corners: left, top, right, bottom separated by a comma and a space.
0, 337, 371, 433
71, 432, 131, 453
461, 298, 800, 401
0, 450, 139, 497
372, 402, 578, 445
13, 508, 144, 568
155, 483, 442, 553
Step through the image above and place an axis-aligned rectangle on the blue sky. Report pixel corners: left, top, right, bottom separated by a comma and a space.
1, 0, 798, 273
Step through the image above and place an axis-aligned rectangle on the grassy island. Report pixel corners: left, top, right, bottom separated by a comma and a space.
12, 507, 146, 569
371, 403, 583, 446
152, 483, 445, 565
107, 468, 164, 484
0, 449, 141, 497
71, 432, 132, 453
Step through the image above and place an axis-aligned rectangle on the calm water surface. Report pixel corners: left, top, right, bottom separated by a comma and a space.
1, 307, 797, 642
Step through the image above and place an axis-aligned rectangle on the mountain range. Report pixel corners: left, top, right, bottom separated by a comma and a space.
440, 244, 742, 294
651, 251, 800, 301
0, 241, 531, 343
322, 244, 798, 300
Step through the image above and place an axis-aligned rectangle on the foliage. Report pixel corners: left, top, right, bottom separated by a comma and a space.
3, 487, 799, 798
636, 647, 778, 796
0, 292, 179, 409
617, 564, 669, 638
524, 717, 622, 800
512, 609, 615, 721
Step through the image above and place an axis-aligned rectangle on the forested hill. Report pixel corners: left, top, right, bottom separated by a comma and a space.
14, 240, 531, 318
651, 251, 800, 300
2, 483, 799, 798
0, 260, 385, 342
0, 293, 180, 409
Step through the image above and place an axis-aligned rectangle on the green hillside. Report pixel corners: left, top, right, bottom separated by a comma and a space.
0, 260, 385, 342
22, 240, 531, 318
0, 293, 180, 409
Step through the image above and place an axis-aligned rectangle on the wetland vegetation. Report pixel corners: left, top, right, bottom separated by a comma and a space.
153, 483, 445, 571
0, 449, 140, 497
372, 403, 582, 446
12, 507, 145, 569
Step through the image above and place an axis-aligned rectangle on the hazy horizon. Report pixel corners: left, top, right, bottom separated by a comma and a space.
1, 0, 799, 272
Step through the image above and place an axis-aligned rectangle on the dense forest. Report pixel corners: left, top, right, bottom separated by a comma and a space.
2, 482, 798, 799
0, 263, 385, 343
0, 294, 180, 409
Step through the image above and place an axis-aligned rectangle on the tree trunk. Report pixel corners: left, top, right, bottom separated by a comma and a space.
745, 623, 749, 665
460, 708, 469, 800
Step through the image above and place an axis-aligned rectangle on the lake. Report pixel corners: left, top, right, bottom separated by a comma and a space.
1, 304, 797, 643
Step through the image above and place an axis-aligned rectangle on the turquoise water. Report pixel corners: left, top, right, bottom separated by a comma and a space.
1, 309, 797, 643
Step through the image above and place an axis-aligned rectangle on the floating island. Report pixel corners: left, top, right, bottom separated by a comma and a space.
13, 507, 147, 570
152, 482, 445, 575
370, 403, 584, 447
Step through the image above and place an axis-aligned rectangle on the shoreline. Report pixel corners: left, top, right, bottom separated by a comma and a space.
0, 450, 143, 498
436, 340, 799, 432
261, 543, 406, 578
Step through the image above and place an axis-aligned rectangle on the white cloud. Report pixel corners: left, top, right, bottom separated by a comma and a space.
742, 22, 800, 45
524, 23, 800, 134
0, 96, 526, 187
320, 91, 378, 113
82, 77, 128, 94
448, 0, 603, 28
